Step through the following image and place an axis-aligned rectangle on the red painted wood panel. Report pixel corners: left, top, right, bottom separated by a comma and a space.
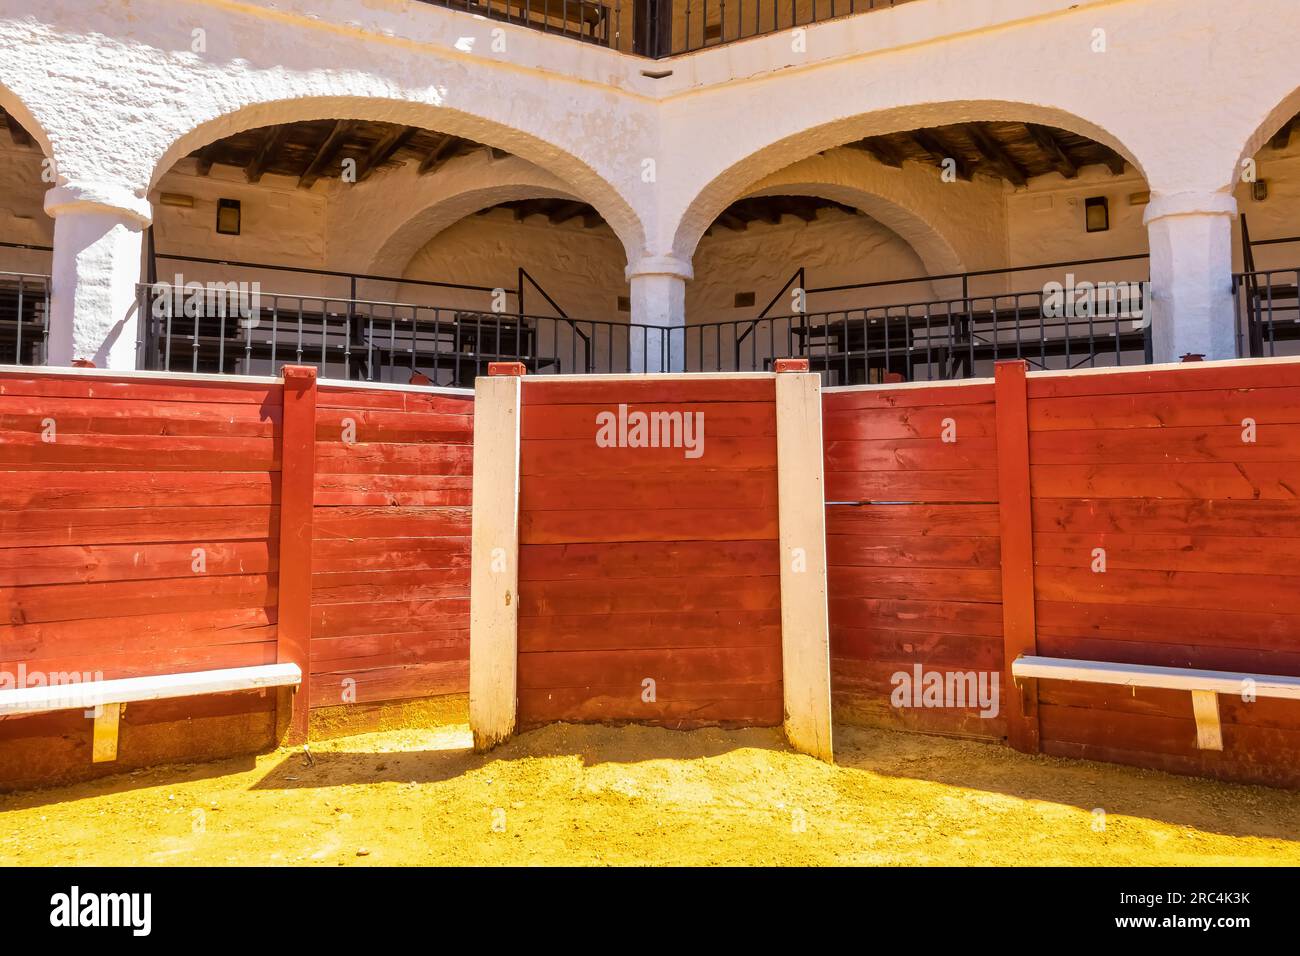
309, 383, 474, 710
1026, 360, 1300, 788
516, 379, 782, 729
823, 384, 1006, 742
0, 373, 282, 700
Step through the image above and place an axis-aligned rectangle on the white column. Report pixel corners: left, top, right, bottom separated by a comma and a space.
45, 183, 152, 369
626, 254, 692, 372
1144, 192, 1237, 363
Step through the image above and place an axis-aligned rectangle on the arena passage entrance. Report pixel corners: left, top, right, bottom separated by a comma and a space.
467, 364, 834, 761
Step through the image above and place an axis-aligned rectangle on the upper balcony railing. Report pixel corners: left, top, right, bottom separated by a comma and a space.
416, 0, 920, 58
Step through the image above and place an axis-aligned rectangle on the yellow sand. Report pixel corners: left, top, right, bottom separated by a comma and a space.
2, 723, 1298, 866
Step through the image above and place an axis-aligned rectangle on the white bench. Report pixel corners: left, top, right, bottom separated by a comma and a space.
1011, 656, 1300, 751
0, 663, 302, 763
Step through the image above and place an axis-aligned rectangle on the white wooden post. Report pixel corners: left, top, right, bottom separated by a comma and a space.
469, 371, 523, 751
774, 367, 834, 762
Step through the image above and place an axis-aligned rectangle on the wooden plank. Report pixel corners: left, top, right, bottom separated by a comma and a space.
520, 437, 776, 476
0, 505, 278, 548
308, 660, 467, 708
823, 404, 997, 441
1030, 423, 1300, 465
276, 366, 316, 742
521, 402, 775, 440
776, 371, 834, 762
1033, 531, 1300, 575
0, 663, 301, 715
0, 471, 276, 510
0, 373, 281, 405
523, 378, 775, 405
314, 409, 473, 445
1030, 462, 1300, 500
0, 432, 278, 470
517, 576, 779, 617
1028, 386, 1300, 431
1035, 566, 1300, 615
826, 503, 1000, 536
516, 644, 782, 689
1, 574, 276, 625
518, 540, 779, 580
821, 384, 994, 411
827, 533, 1001, 570
520, 475, 777, 512
824, 437, 997, 472
828, 596, 1004, 638
994, 360, 1039, 752
828, 566, 1003, 603
825, 469, 999, 503
517, 609, 782, 652
1033, 498, 1300, 537
468, 372, 521, 752
1013, 655, 1300, 698
1027, 359, 1300, 400
520, 508, 778, 545
315, 442, 473, 476
0, 540, 274, 587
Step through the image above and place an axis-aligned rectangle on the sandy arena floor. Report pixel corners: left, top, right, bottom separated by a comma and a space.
2, 723, 1298, 866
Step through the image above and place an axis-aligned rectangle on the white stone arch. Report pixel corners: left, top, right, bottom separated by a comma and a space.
149, 94, 647, 264
0, 79, 53, 162
328, 151, 587, 277
734, 147, 1011, 284
668, 99, 1150, 264
1233, 84, 1300, 188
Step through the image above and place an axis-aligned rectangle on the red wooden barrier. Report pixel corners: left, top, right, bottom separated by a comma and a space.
0, 368, 474, 789
309, 383, 473, 712
1024, 360, 1300, 788
823, 382, 1006, 740
515, 377, 783, 727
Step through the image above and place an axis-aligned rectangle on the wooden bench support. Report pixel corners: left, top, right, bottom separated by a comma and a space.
92, 703, 122, 763
1012, 656, 1300, 752
1190, 690, 1223, 751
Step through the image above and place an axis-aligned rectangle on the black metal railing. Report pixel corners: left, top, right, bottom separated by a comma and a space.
417, 0, 619, 46
416, 0, 914, 57
135, 284, 649, 385
0, 271, 51, 366
646, 0, 919, 58
673, 286, 1151, 382
1235, 268, 1300, 359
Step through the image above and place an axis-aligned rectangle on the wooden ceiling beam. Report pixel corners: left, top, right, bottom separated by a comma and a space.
848, 136, 904, 168
909, 128, 973, 181
3, 112, 32, 148
717, 211, 748, 231
961, 123, 1029, 187
1096, 145, 1128, 175
193, 142, 222, 176
298, 120, 355, 189
788, 198, 820, 222
1024, 123, 1079, 179
246, 125, 290, 184
357, 125, 419, 182
418, 134, 460, 176
547, 200, 589, 225
1269, 119, 1295, 151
